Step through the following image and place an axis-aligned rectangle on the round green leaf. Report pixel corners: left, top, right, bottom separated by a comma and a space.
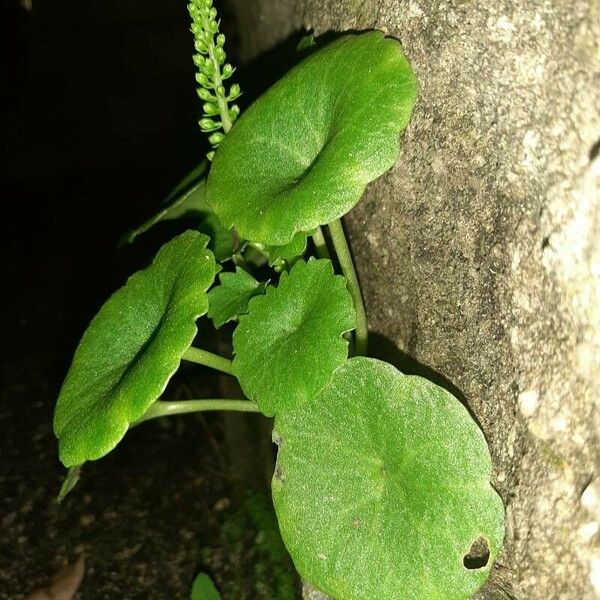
54, 231, 217, 467
207, 267, 267, 328
263, 229, 313, 270
272, 357, 505, 600
233, 259, 356, 416
206, 32, 418, 246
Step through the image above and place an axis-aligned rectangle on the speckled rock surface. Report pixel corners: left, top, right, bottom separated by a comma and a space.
227, 1, 600, 598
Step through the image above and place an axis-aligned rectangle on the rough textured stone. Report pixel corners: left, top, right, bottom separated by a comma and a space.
226, 1, 600, 598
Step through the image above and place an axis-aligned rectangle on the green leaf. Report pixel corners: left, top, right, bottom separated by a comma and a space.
263, 230, 313, 270
57, 465, 81, 504
207, 267, 268, 328
191, 573, 221, 600
296, 32, 316, 53
239, 245, 268, 269
165, 161, 209, 203
123, 164, 236, 263
123, 161, 208, 244
206, 32, 418, 246
54, 231, 217, 467
232, 259, 355, 416
272, 357, 505, 600
199, 202, 238, 263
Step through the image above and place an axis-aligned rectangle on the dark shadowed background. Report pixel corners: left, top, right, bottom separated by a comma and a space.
1, 1, 297, 597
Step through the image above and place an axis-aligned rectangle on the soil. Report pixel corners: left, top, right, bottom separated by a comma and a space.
0, 167, 298, 598
1, 353, 229, 598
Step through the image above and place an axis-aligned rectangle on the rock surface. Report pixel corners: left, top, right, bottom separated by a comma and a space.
227, 1, 600, 598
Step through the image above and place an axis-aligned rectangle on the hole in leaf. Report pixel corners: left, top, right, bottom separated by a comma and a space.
589, 138, 600, 162
463, 537, 490, 570
274, 464, 285, 483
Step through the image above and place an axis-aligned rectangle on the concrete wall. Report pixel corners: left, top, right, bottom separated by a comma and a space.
226, 1, 600, 598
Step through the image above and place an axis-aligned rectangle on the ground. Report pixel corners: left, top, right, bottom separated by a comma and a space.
0, 172, 297, 599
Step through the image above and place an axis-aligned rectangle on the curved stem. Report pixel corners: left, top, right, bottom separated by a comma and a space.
133, 399, 259, 427
182, 346, 233, 375
312, 226, 330, 259
327, 219, 368, 356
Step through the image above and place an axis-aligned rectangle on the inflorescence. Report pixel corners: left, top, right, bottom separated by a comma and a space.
188, 0, 241, 156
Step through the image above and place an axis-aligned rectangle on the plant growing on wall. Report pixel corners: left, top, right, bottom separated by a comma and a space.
54, 1, 505, 598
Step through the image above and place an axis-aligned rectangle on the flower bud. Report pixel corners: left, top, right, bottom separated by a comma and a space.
209, 132, 225, 146
222, 63, 234, 79
203, 102, 220, 116
228, 83, 241, 100
200, 61, 215, 77
195, 73, 211, 88
215, 48, 226, 64
194, 40, 208, 54
197, 88, 215, 101
195, 42, 208, 54
199, 117, 220, 131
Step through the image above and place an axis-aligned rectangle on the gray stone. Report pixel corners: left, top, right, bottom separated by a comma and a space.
227, 1, 600, 598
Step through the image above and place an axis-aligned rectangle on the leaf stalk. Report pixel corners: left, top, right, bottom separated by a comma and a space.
327, 219, 368, 355
182, 346, 233, 374
312, 226, 330, 259
133, 399, 259, 426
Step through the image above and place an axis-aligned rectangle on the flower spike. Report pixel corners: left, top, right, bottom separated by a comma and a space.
188, 0, 241, 155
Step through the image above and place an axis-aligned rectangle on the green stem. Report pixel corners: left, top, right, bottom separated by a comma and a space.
312, 226, 330, 259
133, 399, 259, 427
182, 346, 233, 375
327, 219, 368, 356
